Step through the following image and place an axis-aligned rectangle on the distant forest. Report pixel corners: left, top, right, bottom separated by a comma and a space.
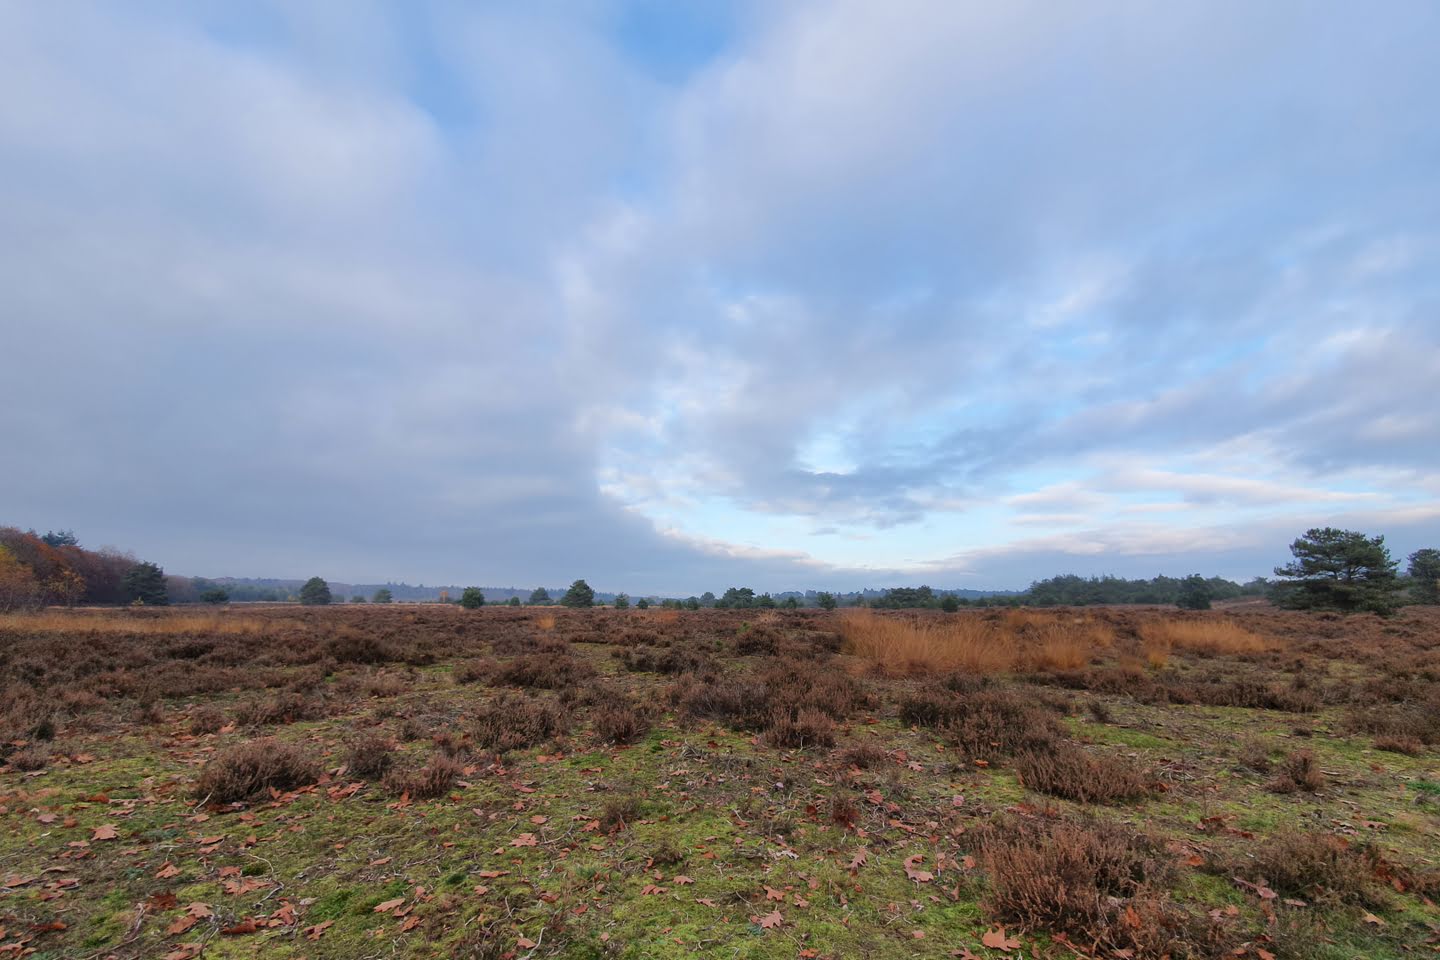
3, 524, 1434, 614
0, 525, 1251, 611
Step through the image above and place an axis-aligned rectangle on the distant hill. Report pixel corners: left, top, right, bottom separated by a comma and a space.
208, 578, 592, 604
203, 578, 1017, 605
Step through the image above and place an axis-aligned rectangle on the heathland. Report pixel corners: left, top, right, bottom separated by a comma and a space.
0, 604, 1437, 958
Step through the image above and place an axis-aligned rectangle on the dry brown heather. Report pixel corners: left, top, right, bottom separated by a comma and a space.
0, 603, 1437, 959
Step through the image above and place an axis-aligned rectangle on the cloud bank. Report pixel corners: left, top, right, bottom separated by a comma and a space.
2, 1, 1437, 592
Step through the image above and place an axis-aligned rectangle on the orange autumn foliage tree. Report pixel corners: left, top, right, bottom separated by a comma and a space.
0, 546, 40, 612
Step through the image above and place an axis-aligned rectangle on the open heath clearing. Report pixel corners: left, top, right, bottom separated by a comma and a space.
0, 604, 1437, 959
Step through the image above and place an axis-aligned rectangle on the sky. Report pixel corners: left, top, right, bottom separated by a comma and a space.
2, 1, 1438, 594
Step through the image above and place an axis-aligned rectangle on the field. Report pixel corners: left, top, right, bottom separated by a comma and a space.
0, 604, 1437, 959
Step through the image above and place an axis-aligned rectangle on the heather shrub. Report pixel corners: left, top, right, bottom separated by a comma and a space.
234, 691, 325, 727
194, 740, 320, 803
1373, 734, 1424, 755
982, 814, 1235, 957
491, 653, 595, 690
1014, 743, 1152, 804
346, 732, 396, 779
1343, 697, 1440, 745
840, 740, 888, 769
7, 745, 51, 771
619, 645, 709, 675
734, 623, 781, 656
1228, 831, 1386, 907
189, 704, 227, 735
598, 794, 649, 833
384, 753, 463, 800
325, 630, 392, 665
762, 707, 836, 749
591, 694, 652, 745
453, 658, 495, 685
677, 672, 770, 730
1268, 749, 1325, 794
471, 695, 567, 752
901, 687, 1062, 760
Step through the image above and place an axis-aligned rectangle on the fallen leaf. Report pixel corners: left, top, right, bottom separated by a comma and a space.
91, 824, 118, 841
303, 919, 334, 940
373, 898, 405, 914
903, 854, 934, 883
756, 910, 783, 929
981, 924, 1021, 951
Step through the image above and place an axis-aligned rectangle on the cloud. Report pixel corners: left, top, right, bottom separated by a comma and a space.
1, 1, 1437, 592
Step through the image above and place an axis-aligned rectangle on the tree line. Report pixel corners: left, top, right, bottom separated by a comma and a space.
2, 525, 1435, 616
0, 527, 160, 611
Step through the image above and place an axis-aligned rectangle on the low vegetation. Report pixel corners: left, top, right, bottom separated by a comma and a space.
0, 603, 1435, 958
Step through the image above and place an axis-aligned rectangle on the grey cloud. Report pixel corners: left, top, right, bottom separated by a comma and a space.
2, 1, 1437, 593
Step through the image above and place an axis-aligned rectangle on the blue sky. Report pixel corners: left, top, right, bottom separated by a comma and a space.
2, 1, 1438, 593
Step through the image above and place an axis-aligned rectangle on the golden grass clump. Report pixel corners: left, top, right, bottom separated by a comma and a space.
840, 610, 1013, 674
0, 611, 270, 636
841, 610, 1120, 675
1022, 618, 1114, 671
1139, 618, 1272, 656
535, 613, 557, 631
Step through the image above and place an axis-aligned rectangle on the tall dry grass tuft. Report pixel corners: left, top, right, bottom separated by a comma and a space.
535, 613, 557, 631
1022, 619, 1113, 671
1, 611, 271, 636
842, 610, 1119, 675
1140, 619, 1272, 656
841, 611, 1014, 674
